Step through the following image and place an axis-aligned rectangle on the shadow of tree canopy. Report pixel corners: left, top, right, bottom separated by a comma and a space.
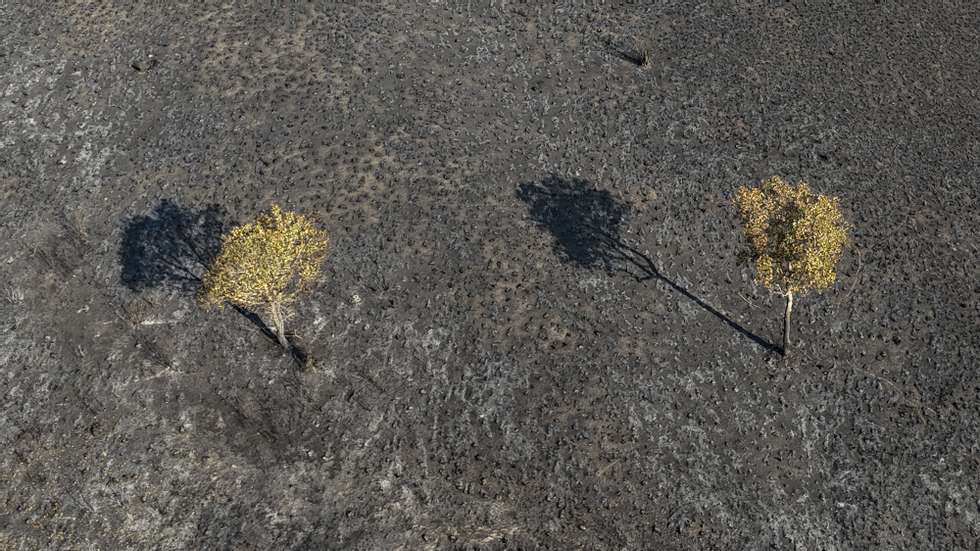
517, 175, 779, 353
119, 199, 227, 293
516, 174, 630, 273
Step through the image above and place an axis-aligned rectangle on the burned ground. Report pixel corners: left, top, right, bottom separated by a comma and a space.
1, 2, 978, 550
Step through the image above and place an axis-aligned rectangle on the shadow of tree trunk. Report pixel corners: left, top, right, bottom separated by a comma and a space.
517, 175, 779, 354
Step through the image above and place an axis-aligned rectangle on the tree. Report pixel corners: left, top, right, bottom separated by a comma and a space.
199, 204, 329, 351
733, 176, 848, 355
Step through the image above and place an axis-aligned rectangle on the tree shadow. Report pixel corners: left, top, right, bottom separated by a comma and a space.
119, 199, 307, 363
516, 175, 630, 272
119, 199, 227, 293
517, 175, 779, 354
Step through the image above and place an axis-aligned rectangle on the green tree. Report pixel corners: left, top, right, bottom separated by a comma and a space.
199, 204, 329, 351
733, 176, 848, 355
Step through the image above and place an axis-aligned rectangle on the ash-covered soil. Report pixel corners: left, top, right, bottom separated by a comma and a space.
1, 2, 978, 550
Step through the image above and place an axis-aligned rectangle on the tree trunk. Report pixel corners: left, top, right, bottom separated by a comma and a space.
783, 291, 793, 356
269, 302, 290, 351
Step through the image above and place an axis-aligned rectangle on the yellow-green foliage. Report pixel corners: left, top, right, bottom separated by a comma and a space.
734, 176, 848, 295
200, 204, 329, 311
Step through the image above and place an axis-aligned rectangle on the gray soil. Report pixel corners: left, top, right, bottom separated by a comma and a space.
1, 2, 978, 550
